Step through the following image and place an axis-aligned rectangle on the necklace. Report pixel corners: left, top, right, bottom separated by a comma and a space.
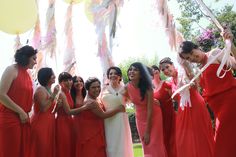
108, 84, 121, 96
45, 86, 52, 95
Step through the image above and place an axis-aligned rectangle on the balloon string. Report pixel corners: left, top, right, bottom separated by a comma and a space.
14, 34, 22, 52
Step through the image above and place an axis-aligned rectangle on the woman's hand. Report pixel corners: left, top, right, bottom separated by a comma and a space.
83, 100, 96, 110
221, 27, 234, 42
143, 131, 150, 145
52, 85, 60, 97
153, 98, 160, 106
18, 110, 29, 124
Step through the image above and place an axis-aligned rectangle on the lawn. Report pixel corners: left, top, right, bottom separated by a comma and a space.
133, 143, 143, 157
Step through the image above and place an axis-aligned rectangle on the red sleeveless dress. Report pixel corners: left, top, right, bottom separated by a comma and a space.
77, 100, 107, 157
73, 103, 83, 157
30, 95, 56, 157
127, 83, 167, 157
55, 89, 74, 157
171, 75, 214, 157
0, 66, 33, 157
200, 64, 236, 157
154, 81, 177, 157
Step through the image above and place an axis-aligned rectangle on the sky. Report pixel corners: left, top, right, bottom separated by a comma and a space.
0, 0, 235, 80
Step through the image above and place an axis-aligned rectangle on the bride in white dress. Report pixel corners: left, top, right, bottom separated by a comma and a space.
101, 66, 134, 157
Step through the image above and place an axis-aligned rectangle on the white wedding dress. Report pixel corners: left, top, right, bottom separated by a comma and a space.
101, 85, 134, 157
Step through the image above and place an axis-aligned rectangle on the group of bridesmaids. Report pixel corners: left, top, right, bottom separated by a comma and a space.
0, 28, 236, 157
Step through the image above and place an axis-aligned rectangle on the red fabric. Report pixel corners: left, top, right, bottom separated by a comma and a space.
29, 98, 56, 157
175, 88, 214, 157
55, 89, 74, 157
77, 102, 107, 157
200, 64, 236, 157
127, 83, 167, 157
73, 104, 83, 157
170, 73, 214, 157
154, 82, 177, 157
0, 66, 33, 157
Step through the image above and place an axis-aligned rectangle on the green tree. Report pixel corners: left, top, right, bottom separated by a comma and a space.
176, 0, 204, 40
118, 54, 159, 83
176, 1, 236, 42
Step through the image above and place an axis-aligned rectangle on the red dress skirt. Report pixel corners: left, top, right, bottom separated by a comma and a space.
200, 64, 236, 157
55, 89, 74, 157
0, 66, 33, 157
30, 98, 56, 157
77, 103, 107, 157
154, 81, 177, 157
127, 83, 167, 157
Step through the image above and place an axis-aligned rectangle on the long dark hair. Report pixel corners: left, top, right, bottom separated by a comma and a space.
70, 76, 86, 105
128, 62, 153, 101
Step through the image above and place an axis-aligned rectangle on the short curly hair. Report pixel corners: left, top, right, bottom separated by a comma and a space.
14, 45, 37, 67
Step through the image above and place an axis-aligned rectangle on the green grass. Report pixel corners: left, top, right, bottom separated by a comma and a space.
133, 143, 143, 157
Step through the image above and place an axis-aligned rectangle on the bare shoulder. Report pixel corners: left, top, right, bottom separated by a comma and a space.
35, 86, 46, 94
1, 64, 18, 81
119, 84, 127, 95
207, 48, 222, 64
207, 48, 222, 56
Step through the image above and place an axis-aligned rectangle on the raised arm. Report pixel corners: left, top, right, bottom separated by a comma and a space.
0, 65, 28, 123
34, 85, 59, 112
221, 28, 236, 69
58, 92, 91, 115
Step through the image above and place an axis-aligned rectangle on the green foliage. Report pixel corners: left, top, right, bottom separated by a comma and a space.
176, 1, 236, 51
176, 0, 204, 40
216, 5, 236, 46
133, 143, 143, 157
118, 54, 159, 84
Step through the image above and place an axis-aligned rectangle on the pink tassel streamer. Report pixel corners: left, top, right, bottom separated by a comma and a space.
63, 4, 77, 76
155, 0, 180, 51
86, 0, 123, 77
44, 0, 57, 58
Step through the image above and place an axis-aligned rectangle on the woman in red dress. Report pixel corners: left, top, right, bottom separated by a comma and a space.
159, 57, 214, 157
70, 75, 87, 157
151, 65, 177, 157
124, 62, 167, 157
30, 67, 60, 157
178, 28, 236, 157
0, 46, 37, 157
55, 72, 92, 157
78, 77, 124, 157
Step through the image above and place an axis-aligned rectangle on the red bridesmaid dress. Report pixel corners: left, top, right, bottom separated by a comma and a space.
77, 101, 107, 157
154, 81, 177, 157
127, 83, 167, 157
30, 96, 56, 157
200, 64, 236, 157
73, 103, 83, 157
171, 74, 214, 157
55, 89, 74, 157
0, 66, 33, 157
